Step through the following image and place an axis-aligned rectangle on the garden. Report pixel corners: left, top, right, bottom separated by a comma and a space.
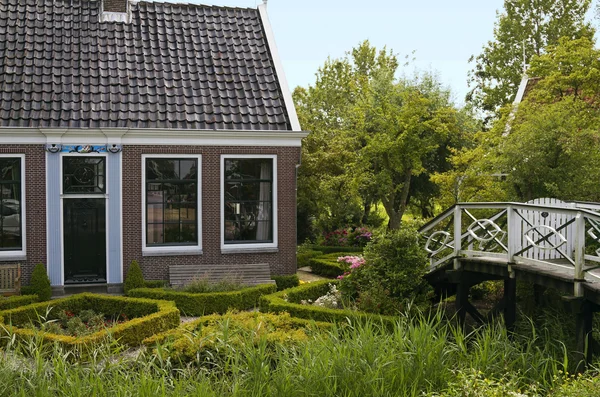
1, 227, 600, 396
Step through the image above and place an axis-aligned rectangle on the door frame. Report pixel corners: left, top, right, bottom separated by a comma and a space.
59, 152, 110, 284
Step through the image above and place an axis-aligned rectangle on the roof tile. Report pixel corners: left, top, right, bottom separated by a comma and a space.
0, 0, 291, 130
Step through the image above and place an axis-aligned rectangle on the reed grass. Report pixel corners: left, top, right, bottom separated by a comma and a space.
0, 308, 590, 397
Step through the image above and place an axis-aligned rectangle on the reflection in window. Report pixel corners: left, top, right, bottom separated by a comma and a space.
63, 157, 105, 194
146, 158, 198, 246
0, 158, 22, 250
224, 158, 272, 244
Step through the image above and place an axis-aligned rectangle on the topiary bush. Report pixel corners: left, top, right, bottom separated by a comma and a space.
0, 293, 180, 354
128, 284, 277, 316
22, 263, 52, 301
271, 274, 300, 291
338, 227, 431, 315
124, 260, 145, 295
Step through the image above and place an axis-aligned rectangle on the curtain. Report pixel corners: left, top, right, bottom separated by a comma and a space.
256, 161, 271, 241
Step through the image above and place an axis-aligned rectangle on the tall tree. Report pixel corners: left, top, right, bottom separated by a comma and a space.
467, 0, 594, 120
296, 41, 466, 231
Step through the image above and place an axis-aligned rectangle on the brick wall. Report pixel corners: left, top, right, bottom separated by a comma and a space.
122, 145, 300, 281
103, 0, 128, 13
0, 145, 46, 283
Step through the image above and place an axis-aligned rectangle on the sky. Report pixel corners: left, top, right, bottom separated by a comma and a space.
157, 0, 598, 106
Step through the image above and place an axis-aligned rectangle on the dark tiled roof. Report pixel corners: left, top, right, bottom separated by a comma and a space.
0, 0, 291, 130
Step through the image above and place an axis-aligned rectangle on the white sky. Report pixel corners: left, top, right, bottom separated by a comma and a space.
156, 0, 599, 106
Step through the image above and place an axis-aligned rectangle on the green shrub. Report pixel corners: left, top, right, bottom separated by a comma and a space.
309, 258, 345, 277
143, 311, 330, 366
144, 280, 167, 289
182, 276, 244, 293
259, 280, 396, 327
129, 284, 277, 316
296, 249, 321, 268
0, 293, 180, 352
310, 245, 364, 254
338, 227, 431, 315
23, 263, 52, 301
0, 295, 38, 310
271, 274, 300, 291
124, 260, 145, 295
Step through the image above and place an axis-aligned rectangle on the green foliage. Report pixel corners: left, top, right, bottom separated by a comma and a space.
339, 227, 431, 315
144, 311, 330, 366
309, 245, 364, 254
143, 280, 167, 289
271, 274, 300, 291
124, 260, 144, 295
296, 249, 321, 268
0, 293, 180, 353
24, 263, 51, 301
128, 284, 277, 316
295, 40, 468, 233
467, 0, 594, 117
181, 276, 244, 293
0, 295, 38, 311
259, 280, 397, 327
309, 258, 346, 277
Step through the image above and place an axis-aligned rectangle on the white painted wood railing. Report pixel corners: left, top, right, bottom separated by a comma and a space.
419, 199, 600, 297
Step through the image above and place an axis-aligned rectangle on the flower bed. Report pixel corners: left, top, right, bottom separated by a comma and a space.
0, 295, 38, 311
128, 283, 277, 316
258, 280, 396, 327
143, 311, 331, 365
0, 293, 180, 349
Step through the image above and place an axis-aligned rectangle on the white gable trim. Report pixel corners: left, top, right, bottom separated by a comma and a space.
0, 128, 307, 146
258, 4, 302, 132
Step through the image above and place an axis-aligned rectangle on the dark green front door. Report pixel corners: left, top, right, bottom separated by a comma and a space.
64, 198, 106, 284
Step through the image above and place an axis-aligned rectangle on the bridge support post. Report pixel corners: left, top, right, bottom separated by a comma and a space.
575, 300, 593, 372
503, 277, 517, 332
455, 280, 469, 329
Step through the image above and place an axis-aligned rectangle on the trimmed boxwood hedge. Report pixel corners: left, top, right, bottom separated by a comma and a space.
0, 293, 180, 349
297, 249, 322, 268
128, 283, 277, 316
271, 275, 300, 291
0, 295, 38, 311
144, 280, 167, 289
309, 245, 364, 254
259, 280, 396, 327
308, 258, 345, 277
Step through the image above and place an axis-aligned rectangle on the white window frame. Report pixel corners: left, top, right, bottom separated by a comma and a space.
220, 154, 278, 253
141, 154, 202, 256
0, 154, 26, 260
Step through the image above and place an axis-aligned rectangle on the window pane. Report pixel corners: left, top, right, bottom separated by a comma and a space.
147, 224, 163, 244
0, 158, 21, 250
224, 158, 272, 244
63, 157, 105, 194
145, 158, 198, 247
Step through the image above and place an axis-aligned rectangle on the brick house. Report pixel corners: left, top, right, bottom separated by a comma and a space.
0, 0, 305, 294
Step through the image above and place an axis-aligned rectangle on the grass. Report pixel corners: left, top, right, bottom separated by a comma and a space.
0, 306, 587, 396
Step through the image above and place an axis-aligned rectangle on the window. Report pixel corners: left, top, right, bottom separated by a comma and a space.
144, 157, 200, 250
222, 156, 276, 248
63, 157, 106, 194
0, 157, 23, 252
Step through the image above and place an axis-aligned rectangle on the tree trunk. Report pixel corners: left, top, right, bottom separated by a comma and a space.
382, 168, 412, 230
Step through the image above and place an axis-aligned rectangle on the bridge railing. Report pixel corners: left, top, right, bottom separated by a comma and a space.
419, 202, 600, 296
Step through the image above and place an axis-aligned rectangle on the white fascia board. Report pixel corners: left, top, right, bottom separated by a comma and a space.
0, 128, 307, 146
257, 4, 302, 132
512, 75, 529, 105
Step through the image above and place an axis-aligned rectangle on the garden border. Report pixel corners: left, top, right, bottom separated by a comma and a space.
128, 283, 277, 316
259, 280, 397, 326
0, 293, 180, 348
0, 295, 38, 311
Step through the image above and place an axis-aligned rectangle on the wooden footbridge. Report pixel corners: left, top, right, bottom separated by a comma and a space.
419, 199, 600, 364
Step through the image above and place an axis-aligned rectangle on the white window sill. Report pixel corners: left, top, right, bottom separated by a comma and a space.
142, 248, 203, 257
0, 253, 26, 261
221, 246, 279, 255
